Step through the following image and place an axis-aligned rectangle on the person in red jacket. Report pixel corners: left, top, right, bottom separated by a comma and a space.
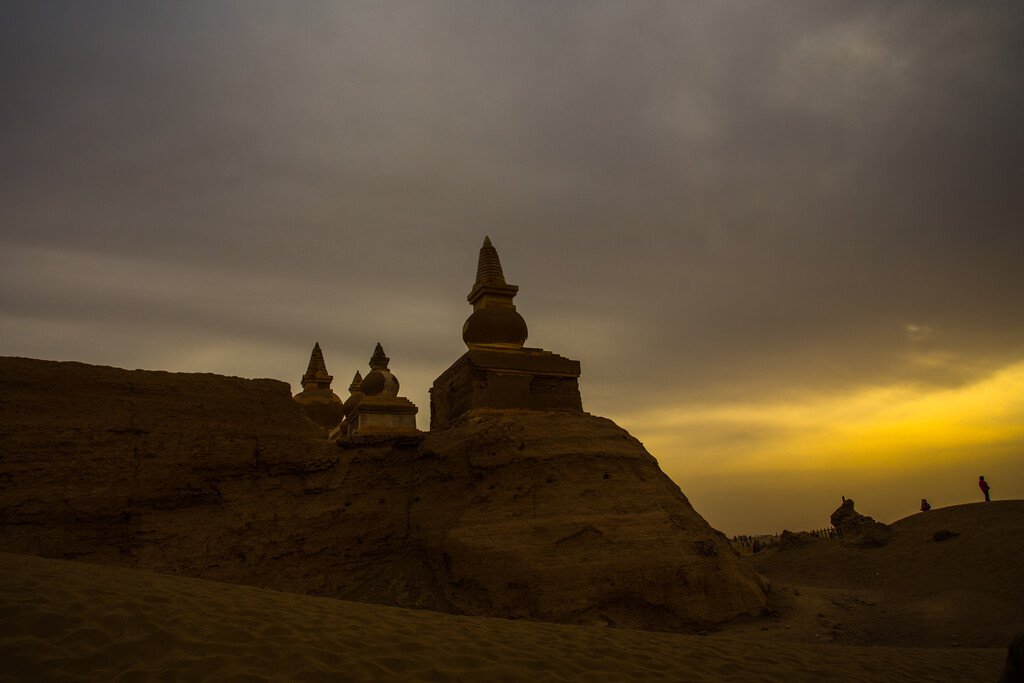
979, 475, 991, 502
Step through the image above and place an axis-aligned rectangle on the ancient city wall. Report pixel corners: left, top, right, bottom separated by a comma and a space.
0, 356, 767, 630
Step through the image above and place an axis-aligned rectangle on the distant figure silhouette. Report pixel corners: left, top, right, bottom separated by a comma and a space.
920, 499, 931, 512
980, 475, 991, 502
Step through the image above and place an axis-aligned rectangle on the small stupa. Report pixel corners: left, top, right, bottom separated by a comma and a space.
430, 237, 582, 428
344, 343, 419, 435
342, 371, 364, 423
293, 342, 345, 433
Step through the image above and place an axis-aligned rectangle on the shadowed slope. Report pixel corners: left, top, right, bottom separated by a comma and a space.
413, 411, 768, 628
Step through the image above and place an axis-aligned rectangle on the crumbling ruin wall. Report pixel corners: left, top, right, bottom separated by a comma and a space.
0, 356, 767, 630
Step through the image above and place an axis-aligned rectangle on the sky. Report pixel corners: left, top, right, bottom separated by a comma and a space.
2, 1, 1022, 536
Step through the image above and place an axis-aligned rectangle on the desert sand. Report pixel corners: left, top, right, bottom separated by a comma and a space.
2, 498, 1017, 683
744, 500, 1024, 651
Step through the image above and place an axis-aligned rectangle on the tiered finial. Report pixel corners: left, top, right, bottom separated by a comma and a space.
369, 343, 390, 370
463, 237, 527, 348
305, 342, 328, 375
348, 370, 363, 393
475, 236, 506, 284
301, 342, 333, 388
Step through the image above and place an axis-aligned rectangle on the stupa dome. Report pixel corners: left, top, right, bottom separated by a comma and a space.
361, 370, 399, 397
360, 343, 399, 397
462, 307, 528, 348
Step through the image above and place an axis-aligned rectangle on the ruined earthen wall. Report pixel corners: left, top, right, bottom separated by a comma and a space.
0, 356, 767, 630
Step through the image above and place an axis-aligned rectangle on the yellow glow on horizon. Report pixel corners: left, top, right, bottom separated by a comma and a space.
621, 360, 1024, 475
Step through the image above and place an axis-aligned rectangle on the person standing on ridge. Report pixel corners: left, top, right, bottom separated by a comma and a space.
979, 475, 991, 502
920, 499, 931, 512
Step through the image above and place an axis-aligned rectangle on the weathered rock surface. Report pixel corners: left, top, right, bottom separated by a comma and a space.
777, 529, 820, 551
830, 499, 891, 548
413, 410, 768, 628
0, 356, 767, 630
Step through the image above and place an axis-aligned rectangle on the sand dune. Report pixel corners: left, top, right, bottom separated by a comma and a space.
749, 500, 1024, 649
0, 551, 1005, 682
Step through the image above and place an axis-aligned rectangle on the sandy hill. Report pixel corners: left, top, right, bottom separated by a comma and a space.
0, 551, 1005, 682
743, 500, 1024, 649
0, 356, 765, 630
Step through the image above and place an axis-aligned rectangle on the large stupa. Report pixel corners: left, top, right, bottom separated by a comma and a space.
430, 237, 583, 429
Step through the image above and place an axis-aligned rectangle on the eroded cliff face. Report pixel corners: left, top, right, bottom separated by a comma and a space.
0, 357, 767, 630
412, 412, 768, 629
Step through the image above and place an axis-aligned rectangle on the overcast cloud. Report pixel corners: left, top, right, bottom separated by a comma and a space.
2, 2, 1022, 533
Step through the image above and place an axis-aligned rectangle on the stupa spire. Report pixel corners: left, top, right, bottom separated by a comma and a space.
348, 370, 363, 393
475, 236, 507, 285
369, 343, 390, 370
301, 342, 332, 389
463, 237, 528, 349
467, 237, 519, 309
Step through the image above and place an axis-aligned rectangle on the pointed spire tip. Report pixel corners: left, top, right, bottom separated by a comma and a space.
369, 343, 390, 370
302, 342, 330, 385
475, 236, 506, 284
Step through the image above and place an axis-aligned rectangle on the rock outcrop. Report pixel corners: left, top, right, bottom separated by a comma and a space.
777, 529, 819, 551
0, 356, 767, 630
830, 499, 891, 548
413, 411, 767, 628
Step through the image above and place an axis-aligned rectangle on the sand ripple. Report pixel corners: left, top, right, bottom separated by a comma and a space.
0, 553, 1003, 682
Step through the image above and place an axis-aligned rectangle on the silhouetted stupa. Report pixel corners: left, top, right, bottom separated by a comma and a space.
342, 370, 363, 423
293, 342, 344, 433
430, 237, 582, 428
344, 343, 419, 435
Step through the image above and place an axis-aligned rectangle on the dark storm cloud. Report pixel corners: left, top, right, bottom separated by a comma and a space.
2, 1, 1023, 418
